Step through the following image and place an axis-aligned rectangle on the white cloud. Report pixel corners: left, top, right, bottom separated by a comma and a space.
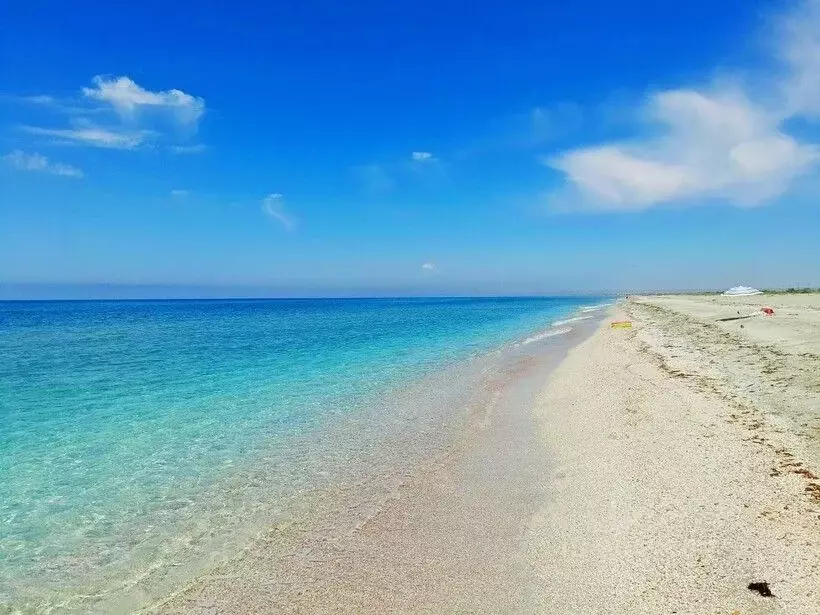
261, 193, 298, 230
411, 151, 435, 162
169, 144, 207, 154
82, 76, 205, 128
22, 125, 149, 149
421, 262, 436, 270
3, 150, 83, 178
779, 0, 820, 119
170, 189, 189, 198
16, 76, 206, 151
547, 0, 820, 211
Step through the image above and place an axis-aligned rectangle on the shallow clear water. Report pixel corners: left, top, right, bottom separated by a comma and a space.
0, 297, 603, 611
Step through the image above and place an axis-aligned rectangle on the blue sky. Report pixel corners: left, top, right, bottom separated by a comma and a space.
2, 0, 819, 298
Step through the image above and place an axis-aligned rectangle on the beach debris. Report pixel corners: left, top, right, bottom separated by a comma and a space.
716, 314, 757, 322
720, 306, 774, 322
610, 321, 632, 329
747, 581, 773, 597
793, 467, 818, 480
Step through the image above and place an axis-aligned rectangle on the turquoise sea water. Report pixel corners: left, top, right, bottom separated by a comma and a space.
0, 297, 604, 611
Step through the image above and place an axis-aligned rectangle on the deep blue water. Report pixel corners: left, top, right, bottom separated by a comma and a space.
0, 296, 603, 610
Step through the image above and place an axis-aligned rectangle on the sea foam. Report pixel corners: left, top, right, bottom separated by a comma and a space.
580, 303, 612, 313
552, 315, 593, 326
520, 327, 573, 345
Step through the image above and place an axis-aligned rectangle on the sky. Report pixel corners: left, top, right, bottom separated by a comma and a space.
2, 0, 820, 298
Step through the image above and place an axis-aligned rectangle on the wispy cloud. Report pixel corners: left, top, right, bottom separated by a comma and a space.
527, 104, 582, 144
355, 163, 396, 195
356, 152, 444, 194
168, 144, 207, 154
261, 193, 298, 230
20, 94, 57, 105
463, 103, 582, 156
4, 92, 106, 116
411, 151, 435, 162
3, 150, 83, 178
17, 76, 206, 151
546, 0, 820, 211
22, 124, 150, 149
170, 189, 189, 198
780, 0, 820, 119
421, 262, 436, 270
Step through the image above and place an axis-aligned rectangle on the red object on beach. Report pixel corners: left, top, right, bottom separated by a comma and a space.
761, 307, 774, 316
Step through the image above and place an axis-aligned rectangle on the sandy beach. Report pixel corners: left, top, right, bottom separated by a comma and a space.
152, 295, 820, 614
530, 294, 820, 613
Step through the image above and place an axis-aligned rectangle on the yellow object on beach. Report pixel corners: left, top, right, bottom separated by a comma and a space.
610, 321, 632, 329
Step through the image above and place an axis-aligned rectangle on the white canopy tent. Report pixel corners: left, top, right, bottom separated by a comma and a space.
722, 285, 763, 296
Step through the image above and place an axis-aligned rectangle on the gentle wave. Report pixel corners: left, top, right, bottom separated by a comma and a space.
519, 327, 573, 345
552, 315, 593, 326
580, 303, 612, 313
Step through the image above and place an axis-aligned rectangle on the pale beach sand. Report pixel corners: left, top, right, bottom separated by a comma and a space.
529, 295, 819, 613
153, 296, 819, 614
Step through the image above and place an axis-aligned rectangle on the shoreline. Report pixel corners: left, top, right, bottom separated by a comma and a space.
151, 310, 607, 614
160, 294, 820, 613
22, 292, 817, 613
1, 298, 604, 614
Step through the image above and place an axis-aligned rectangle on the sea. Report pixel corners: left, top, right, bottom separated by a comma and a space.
0, 296, 608, 613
